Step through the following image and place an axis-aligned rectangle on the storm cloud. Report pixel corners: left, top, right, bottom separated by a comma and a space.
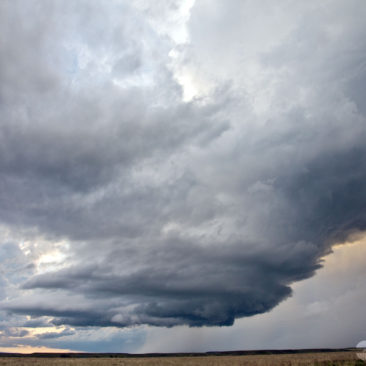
1, 0, 366, 344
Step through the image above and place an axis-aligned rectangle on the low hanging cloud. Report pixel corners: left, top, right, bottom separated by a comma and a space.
1, 0, 366, 333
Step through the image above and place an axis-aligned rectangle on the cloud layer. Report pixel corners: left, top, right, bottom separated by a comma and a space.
1, 0, 366, 348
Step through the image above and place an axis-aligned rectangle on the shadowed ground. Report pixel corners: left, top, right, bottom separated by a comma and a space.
0, 351, 365, 365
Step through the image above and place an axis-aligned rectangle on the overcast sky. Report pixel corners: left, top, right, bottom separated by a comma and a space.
0, 0, 366, 353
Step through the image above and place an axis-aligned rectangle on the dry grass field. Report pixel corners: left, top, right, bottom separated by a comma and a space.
0, 352, 364, 366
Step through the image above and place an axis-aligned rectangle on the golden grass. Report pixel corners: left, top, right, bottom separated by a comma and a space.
0, 352, 363, 366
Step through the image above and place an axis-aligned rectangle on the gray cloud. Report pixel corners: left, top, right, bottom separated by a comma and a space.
0, 0, 366, 349
138, 239, 366, 353
37, 328, 75, 340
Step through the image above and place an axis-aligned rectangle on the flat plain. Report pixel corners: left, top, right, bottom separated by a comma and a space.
0, 352, 364, 366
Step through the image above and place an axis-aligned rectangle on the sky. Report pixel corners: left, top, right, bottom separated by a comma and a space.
0, 0, 366, 353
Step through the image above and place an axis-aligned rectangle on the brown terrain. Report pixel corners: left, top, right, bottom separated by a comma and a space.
0, 350, 365, 366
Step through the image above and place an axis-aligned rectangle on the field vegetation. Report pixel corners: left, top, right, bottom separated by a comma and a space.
0, 352, 364, 366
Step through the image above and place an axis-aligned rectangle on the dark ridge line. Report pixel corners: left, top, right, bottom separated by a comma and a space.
0, 348, 356, 358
